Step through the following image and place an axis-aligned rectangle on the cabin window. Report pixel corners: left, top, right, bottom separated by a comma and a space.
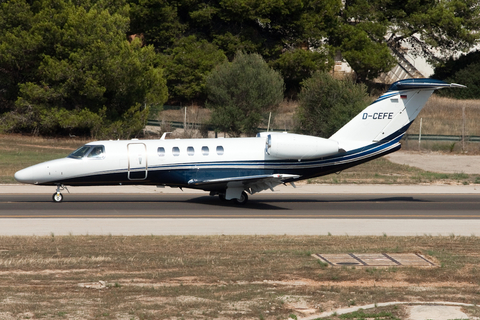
172, 147, 180, 156
187, 146, 195, 156
157, 147, 165, 157
201, 146, 209, 156
87, 146, 105, 158
216, 146, 224, 155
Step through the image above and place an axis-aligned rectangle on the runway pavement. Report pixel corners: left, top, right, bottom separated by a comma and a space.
1, 184, 479, 236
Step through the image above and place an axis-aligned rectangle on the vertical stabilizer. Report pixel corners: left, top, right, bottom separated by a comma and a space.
329, 79, 465, 151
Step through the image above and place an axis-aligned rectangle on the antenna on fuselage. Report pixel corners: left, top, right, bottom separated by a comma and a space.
160, 132, 172, 140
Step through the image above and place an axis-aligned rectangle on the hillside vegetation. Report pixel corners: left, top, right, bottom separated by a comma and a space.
1, 0, 479, 138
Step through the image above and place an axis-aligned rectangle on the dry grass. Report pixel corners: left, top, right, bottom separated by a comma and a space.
266, 100, 299, 132
407, 95, 480, 136
0, 135, 86, 183
402, 95, 480, 154
157, 95, 480, 139
0, 235, 479, 319
308, 157, 478, 185
157, 106, 211, 126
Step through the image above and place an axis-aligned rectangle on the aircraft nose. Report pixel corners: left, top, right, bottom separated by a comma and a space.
14, 167, 38, 184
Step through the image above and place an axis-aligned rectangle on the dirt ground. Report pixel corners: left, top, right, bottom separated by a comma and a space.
386, 151, 480, 174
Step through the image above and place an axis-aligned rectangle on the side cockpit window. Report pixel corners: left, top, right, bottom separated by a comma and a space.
68, 145, 105, 159
87, 146, 105, 158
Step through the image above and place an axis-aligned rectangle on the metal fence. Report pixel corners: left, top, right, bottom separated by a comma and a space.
146, 120, 286, 133
148, 119, 480, 142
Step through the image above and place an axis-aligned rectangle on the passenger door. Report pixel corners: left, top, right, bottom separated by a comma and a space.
128, 143, 147, 180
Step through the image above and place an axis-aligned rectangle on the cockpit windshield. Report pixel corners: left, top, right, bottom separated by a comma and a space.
68, 145, 105, 159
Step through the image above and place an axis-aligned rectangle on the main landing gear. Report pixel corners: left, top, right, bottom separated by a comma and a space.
213, 191, 249, 205
235, 191, 248, 205
52, 185, 68, 203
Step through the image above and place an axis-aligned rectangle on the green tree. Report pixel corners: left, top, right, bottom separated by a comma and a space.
295, 72, 371, 138
206, 52, 284, 137
331, 24, 396, 82
270, 48, 333, 98
432, 51, 480, 99
0, 0, 41, 112
128, 0, 339, 95
129, 0, 186, 51
0, 0, 168, 138
160, 35, 227, 103
333, 0, 480, 81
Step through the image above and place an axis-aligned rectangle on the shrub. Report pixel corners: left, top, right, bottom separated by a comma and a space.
206, 51, 284, 137
295, 72, 371, 137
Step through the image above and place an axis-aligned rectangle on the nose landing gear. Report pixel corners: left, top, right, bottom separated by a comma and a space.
52, 185, 69, 203
52, 192, 63, 203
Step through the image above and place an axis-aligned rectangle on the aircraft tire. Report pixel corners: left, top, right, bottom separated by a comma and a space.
52, 192, 63, 203
235, 191, 248, 205
218, 193, 227, 201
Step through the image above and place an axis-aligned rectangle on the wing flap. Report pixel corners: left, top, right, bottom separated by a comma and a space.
188, 174, 300, 194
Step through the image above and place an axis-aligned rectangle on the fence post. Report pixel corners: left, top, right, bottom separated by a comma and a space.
184, 107, 187, 131
267, 112, 272, 132
462, 105, 466, 152
418, 117, 422, 151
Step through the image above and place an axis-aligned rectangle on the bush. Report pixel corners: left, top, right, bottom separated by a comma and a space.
295, 72, 371, 138
206, 51, 284, 137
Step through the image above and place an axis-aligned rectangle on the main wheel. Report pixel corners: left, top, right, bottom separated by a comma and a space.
52, 192, 63, 203
235, 191, 248, 205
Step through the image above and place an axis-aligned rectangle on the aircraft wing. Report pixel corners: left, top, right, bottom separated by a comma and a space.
188, 173, 300, 194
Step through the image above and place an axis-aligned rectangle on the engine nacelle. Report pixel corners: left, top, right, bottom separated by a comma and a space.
258, 132, 339, 160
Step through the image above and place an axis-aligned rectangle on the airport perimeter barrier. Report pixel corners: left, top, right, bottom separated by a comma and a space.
146, 120, 286, 133
147, 120, 480, 142
403, 134, 480, 142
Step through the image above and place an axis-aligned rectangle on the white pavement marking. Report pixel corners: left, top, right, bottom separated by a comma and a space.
1, 183, 480, 194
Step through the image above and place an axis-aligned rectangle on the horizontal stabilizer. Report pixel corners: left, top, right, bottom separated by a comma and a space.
388, 79, 467, 91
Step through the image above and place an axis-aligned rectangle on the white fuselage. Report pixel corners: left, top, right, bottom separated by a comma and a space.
14, 133, 341, 187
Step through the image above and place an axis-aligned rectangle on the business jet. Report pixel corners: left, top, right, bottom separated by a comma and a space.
14, 78, 464, 203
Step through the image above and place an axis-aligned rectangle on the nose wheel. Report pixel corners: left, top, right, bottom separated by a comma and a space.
52, 185, 68, 202
52, 192, 63, 203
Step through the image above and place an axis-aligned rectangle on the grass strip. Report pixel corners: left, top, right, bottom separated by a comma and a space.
0, 235, 479, 319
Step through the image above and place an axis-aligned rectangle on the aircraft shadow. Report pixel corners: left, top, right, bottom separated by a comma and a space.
259, 196, 425, 203
0, 195, 428, 212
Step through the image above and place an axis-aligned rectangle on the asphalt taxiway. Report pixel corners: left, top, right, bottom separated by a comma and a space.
1, 184, 479, 236
1, 193, 480, 219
